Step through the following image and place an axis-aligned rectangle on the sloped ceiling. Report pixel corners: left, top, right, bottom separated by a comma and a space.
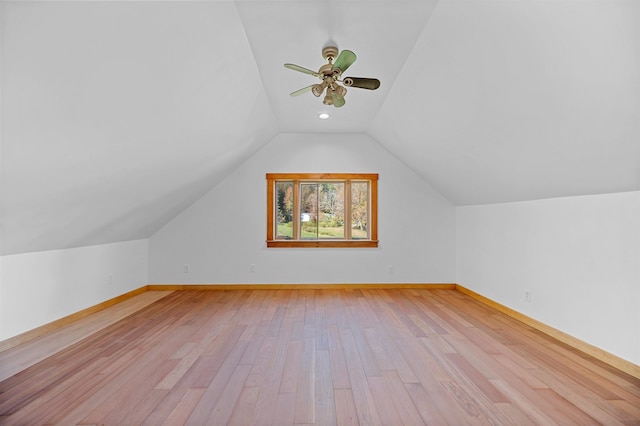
370, 0, 640, 205
1, 0, 639, 255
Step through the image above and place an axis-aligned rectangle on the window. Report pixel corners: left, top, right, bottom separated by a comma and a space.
266, 173, 378, 248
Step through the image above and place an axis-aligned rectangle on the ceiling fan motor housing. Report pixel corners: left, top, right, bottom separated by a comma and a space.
319, 63, 334, 76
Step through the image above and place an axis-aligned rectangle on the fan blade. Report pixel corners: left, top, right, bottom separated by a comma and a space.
332, 93, 345, 108
284, 63, 319, 77
332, 50, 356, 74
290, 85, 314, 97
343, 77, 380, 90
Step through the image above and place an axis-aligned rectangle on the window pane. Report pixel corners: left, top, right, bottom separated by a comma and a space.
275, 181, 294, 239
351, 182, 369, 239
318, 182, 344, 239
300, 183, 318, 239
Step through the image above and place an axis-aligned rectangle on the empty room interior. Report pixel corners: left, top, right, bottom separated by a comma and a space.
1, 0, 639, 424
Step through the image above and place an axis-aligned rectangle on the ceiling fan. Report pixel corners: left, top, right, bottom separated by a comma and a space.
284, 46, 380, 108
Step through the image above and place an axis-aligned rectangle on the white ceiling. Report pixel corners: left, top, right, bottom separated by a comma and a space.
1, 0, 639, 255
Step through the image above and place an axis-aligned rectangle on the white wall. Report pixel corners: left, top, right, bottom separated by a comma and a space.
149, 133, 456, 284
457, 191, 640, 365
0, 239, 148, 340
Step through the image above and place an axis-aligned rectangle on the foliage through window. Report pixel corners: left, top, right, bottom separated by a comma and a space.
267, 173, 378, 248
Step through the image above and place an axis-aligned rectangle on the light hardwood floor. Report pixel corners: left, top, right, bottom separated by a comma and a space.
1, 288, 639, 425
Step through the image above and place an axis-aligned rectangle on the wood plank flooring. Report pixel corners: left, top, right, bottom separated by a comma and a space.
0, 290, 173, 382
1, 288, 639, 425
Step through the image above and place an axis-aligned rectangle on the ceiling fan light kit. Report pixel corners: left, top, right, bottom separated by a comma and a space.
284, 45, 380, 108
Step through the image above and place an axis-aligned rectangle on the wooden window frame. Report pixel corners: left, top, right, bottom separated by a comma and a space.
266, 173, 378, 248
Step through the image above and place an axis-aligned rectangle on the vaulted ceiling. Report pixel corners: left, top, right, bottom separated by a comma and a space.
2, 0, 639, 255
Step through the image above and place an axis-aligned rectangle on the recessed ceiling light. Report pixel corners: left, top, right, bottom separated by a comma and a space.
318, 113, 330, 120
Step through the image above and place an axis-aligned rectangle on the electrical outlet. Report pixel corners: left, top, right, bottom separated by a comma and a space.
524, 289, 532, 303
387, 265, 394, 274
250, 264, 256, 273
183, 264, 190, 274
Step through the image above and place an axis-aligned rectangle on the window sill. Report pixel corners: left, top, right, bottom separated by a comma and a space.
266, 240, 379, 248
